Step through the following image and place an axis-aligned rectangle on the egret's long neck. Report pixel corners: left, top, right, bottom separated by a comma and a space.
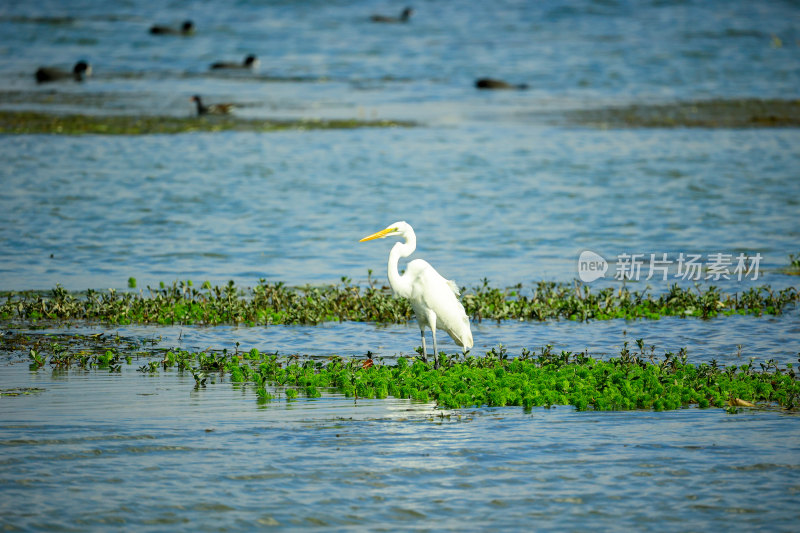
387, 232, 416, 298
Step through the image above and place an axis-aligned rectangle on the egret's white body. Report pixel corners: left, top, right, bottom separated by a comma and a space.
360, 221, 473, 367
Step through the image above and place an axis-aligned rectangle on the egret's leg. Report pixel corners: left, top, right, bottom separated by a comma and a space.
428, 313, 439, 369
432, 328, 439, 369
420, 328, 427, 363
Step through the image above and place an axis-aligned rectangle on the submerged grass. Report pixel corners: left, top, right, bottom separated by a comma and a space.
6, 332, 798, 412
0, 110, 413, 135
2, 330, 160, 372
0, 278, 797, 326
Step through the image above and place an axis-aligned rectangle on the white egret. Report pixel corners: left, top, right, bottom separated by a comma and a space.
359, 221, 473, 368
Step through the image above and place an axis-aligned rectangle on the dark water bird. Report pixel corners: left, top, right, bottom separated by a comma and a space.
360, 221, 473, 369
149, 20, 194, 35
475, 78, 529, 90
210, 54, 259, 70
370, 7, 413, 23
191, 95, 233, 115
35, 61, 92, 83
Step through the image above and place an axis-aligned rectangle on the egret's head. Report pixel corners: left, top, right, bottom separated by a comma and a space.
359, 221, 411, 242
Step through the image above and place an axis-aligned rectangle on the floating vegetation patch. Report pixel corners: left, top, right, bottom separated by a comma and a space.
8, 333, 799, 412
782, 253, 800, 276
0, 279, 797, 327
564, 99, 800, 128
0, 110, 414, 135
0, 330, 161, 370
0, 15, 77, 25
0, 387, 46, 397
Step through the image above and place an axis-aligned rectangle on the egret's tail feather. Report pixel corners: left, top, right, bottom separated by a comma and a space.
446, 279, 460, 296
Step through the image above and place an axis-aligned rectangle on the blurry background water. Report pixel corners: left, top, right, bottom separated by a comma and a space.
0, 0, 798, 292
1, 0, 799, 530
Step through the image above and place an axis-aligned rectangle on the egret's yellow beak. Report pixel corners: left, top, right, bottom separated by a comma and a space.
359, 227, 395, 242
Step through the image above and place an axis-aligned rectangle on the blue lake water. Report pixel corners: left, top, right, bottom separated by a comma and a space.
1, 0, 799, 530
1, 358, 799, 532
2, 127, 799, 291
22, 313, 800, 368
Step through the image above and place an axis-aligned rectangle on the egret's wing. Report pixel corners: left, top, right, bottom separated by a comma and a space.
407, 260, 473, 349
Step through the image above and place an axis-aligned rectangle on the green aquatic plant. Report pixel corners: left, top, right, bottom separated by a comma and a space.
6, 331, 137, 370
28, 348, 45, 369
284, 388, 299, 400
138, 360, 160, 373
240, 345, 800, 411
94, 349, 121, 371
12, 332, 796, 412
784, 253, 800, 275
192, 370, 208, 388
1, 278, 797, 326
